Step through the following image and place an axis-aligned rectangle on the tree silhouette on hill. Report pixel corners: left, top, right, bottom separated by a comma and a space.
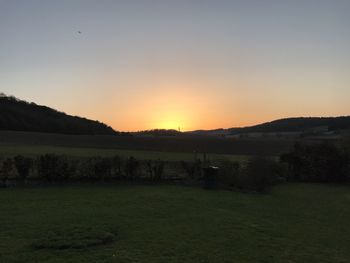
0, 94, 117, 135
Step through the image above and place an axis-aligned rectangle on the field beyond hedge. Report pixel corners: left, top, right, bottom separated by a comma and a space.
0, 142, 249, 162
1, 184, 350, 263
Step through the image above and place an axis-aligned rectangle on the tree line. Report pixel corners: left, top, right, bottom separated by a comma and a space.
0, 142, 349, 192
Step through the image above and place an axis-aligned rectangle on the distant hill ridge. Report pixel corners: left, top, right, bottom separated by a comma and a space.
189, 116, 350, 136
0, 93, 117, 135
232, 117, 350, 133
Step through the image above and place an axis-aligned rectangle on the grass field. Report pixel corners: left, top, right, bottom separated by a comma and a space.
0, 143, 250, 162
0, 130, 295, 156
1, 184, 349, 263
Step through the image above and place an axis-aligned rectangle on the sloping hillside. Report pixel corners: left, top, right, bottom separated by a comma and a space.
233, 117, 350, 134
0, 94, 117, 135
188, 117, 350, 136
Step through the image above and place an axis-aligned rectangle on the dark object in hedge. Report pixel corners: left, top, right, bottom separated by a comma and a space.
203, 166, 219, 190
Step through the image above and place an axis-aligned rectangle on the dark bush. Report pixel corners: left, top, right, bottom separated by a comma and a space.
111, 155, 123, 178
238, 157, 280, 192
146, 160, 165, 182
73, 158, 95, 180
217, 160, 240, 188
14, 155, 33, 180
38, 154, 71, 181
281, 143, 350, 183
125, 156, 139, 180
27, 159, 40, 180
93, 157, 112, 181
0, 158, 19, 180
181, 158, 202, 179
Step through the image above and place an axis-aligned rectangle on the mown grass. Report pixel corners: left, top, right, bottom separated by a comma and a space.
0, 184, 349, 262
0, 143, 250, 162
32, 225, 115, 250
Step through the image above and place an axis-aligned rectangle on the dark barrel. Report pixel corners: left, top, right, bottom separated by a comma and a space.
202, 166, 219, 190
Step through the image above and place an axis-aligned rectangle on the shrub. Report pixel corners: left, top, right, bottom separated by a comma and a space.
145, 160, 165, 182
27, 159, 40, 180
14, 155, 33, 180
0, 159, 5, 181
181, 158, 202, 179
93, 157, 112, 181
217, 160, 240, 188
73, 158, 95, 180
111, 155, 123, 178
281, 143, 350, 183
38, 154, 71, 181
0, 158, 19, 180
125, 157, 139, 180
238, 157, 279, 192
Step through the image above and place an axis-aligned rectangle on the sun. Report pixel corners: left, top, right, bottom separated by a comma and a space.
148, 105, 191, 131
135, 83, 204, 131
158, 119, 181, 130
153, 112, 183, 130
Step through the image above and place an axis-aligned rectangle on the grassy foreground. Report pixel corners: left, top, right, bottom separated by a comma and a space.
0, 184, 349, 263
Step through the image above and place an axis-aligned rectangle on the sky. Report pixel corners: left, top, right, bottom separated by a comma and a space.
1, 0, 349, 131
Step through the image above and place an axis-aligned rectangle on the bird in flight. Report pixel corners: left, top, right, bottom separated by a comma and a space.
78, 31, 82, 34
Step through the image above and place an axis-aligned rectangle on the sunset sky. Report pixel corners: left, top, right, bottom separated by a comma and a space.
1, 0, 349, 131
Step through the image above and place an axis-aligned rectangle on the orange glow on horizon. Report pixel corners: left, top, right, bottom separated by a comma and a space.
132, 84, 203, 131
69, 71, 350, 132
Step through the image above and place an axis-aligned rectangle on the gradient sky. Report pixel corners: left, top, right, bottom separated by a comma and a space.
1, 0, 349, 131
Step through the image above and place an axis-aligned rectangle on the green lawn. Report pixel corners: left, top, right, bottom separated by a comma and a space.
0, 184, 349, 263
0, 143, 249, 162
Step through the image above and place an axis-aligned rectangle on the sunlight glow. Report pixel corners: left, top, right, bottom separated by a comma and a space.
151, 110, 184, 131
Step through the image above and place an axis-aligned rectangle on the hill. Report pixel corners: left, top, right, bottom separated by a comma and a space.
234, 117, 350, 133
189, 117, 350, 136
0, 93, 117, 135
